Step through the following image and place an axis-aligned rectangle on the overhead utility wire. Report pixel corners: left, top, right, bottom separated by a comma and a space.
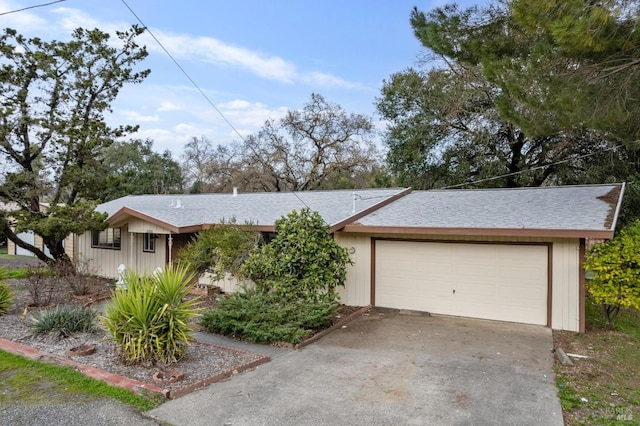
119, 0, 323, 219
438, 139, 640, 190
0, 0, 65, 16
119, 0, 247, 145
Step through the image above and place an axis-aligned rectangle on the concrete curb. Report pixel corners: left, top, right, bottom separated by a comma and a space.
0, 336, 270, 400
296, 305, 371, 349
0, 337, 168, 398
167, 345, 270, 399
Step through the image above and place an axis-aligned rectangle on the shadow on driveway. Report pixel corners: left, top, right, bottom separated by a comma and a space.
148, 311, 563, 426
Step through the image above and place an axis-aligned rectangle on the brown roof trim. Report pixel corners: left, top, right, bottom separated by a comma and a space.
108, 208, 277, 235
329, 187, 413, 233
108, 207, 181, 233
340, 225, 614, 239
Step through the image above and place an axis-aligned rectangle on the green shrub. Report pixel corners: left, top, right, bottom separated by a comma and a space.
100, 265, 202, 366
0, 281, 12, 316
242, 208, 351, 304
177, 218, 259, 280
29, 306, 98, 337
200, 288, 338, 344
585, 220, 640, 328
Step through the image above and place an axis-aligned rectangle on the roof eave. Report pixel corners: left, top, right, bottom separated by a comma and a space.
108, 207, 181, 234
340, 225, 615, 239
610, 182, 626, 231
329, 187, 413, 233
108, 208, 277, 235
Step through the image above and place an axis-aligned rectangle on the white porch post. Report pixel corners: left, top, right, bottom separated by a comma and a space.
168, 233, 173, 267
130, 231, 134, 270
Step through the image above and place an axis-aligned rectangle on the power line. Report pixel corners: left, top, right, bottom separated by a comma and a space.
119, 0, 247, 144
118, 1, 322, 216
0, 0, 65, 16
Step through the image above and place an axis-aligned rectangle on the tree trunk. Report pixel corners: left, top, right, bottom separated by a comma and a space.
3, 223, 50, 263
603, 304, 620, 329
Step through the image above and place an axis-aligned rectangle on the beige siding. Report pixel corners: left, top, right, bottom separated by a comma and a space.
77, 226, 167, 279
198, 272, 254, 293
550, 240, 580, 331
7, 238, 16, 255
34, 234, 44, 253
335, 233, 371, 306
335, 231, 581, 332
6, 231, 73, 259
127, 218, 171, 234
65, 234, 75, 261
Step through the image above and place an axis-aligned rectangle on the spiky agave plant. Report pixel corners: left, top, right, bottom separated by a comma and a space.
0, 281, 12, 316
29, 306, 98, 337
101, 265, 202, 365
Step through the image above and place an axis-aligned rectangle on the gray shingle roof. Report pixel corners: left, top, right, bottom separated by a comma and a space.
98, 188, 408, 230
353, 184, 622, 232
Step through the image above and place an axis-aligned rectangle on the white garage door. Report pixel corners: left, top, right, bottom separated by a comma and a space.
16, 232, 35, 256
375, 240, 549, 325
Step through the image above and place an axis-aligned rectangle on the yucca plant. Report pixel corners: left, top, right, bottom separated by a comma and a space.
30, 306, 98, 338
0, 281, 13, 316
100, 265, 202, 366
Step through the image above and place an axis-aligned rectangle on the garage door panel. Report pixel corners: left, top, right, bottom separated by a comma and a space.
375, 241, 548, 326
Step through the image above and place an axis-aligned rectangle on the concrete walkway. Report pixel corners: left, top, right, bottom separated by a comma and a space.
147, 312, 563, 425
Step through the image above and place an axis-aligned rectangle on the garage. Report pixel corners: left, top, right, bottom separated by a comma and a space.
15, 232, 35, 256
374, 240, 549, 325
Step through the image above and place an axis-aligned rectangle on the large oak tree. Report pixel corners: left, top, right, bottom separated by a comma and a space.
182, 94, 383, 193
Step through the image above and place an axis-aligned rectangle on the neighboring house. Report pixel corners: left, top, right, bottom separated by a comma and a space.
1, 202, 75, 260
76, 184, 624, 333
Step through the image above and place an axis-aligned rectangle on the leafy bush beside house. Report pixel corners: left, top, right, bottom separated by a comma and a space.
584, 220, 640, 328
200, 288, 337, 344
201, 208, 351, 344
242, 208, 352, 304
177, 219, 259, 281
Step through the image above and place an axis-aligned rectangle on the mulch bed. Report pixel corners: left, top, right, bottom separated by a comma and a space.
0, 276, 367, 399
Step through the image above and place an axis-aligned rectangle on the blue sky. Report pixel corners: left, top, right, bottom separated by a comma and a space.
1, 0, 482, 157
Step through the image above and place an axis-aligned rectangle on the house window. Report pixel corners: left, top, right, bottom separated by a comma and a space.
91, 228, 121, 249
143, 233, 156, 253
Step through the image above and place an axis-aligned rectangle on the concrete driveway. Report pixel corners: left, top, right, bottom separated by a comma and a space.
147, 311, 563, 425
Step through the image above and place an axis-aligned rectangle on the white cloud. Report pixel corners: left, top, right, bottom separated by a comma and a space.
157, 101, 182, 112
0, 1, 48, 30
218, 99, 288, 128
148, 30, 298, 83
144, 29, 362, 89
51, 6, 102, 34
301, 71, 364, 90
6, 4, 362, 90
121, 110, 159, 122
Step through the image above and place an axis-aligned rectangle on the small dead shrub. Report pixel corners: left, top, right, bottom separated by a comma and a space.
25, 265, 58, 307
50, 260, 99, 296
